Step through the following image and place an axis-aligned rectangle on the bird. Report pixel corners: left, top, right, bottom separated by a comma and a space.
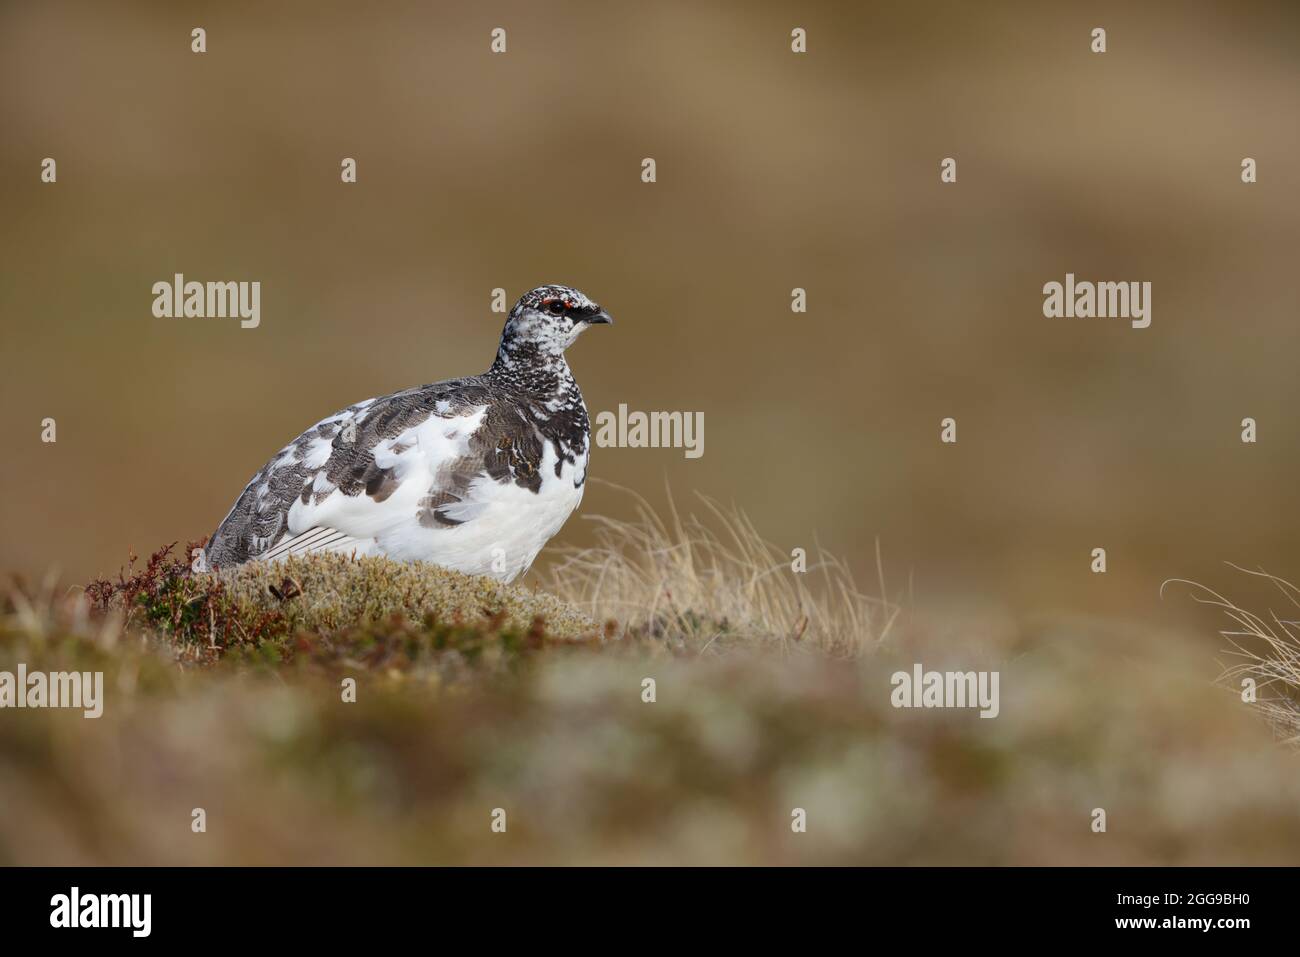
200, 284, 612, 583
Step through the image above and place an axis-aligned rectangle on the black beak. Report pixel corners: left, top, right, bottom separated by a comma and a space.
584, 306, 613, 325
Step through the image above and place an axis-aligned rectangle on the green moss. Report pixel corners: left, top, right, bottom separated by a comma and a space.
83, 544, 602, 665
215, 552, 599, 643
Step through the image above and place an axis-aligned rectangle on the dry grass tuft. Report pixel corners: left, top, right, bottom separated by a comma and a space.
540, 483, 898, 657
1166, 565, 1300, 747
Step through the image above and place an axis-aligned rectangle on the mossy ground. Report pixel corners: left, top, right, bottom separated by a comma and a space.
81, 542, 605, 669
3, 517, 1300, 865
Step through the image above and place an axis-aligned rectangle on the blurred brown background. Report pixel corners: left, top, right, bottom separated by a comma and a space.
2, 0, 1297, 632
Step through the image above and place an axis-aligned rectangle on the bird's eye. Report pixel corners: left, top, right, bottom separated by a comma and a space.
545, 300, 565, 316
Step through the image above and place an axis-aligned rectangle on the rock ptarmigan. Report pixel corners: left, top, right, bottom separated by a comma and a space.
201, 285, 612, 583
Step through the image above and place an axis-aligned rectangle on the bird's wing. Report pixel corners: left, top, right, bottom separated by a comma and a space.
257, 526, 364, 562
203, 381, 546, 569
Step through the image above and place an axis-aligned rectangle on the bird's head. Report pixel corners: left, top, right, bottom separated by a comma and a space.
499, 284, 613, 359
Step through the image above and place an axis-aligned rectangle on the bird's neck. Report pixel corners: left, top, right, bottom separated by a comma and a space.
487, 342, 576, 397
